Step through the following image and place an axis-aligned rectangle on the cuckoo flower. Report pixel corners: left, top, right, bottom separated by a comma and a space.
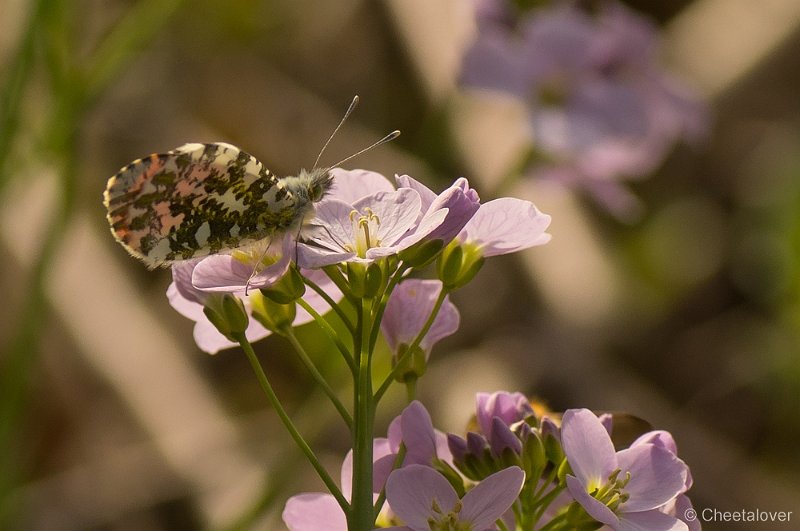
462, 0, 707, 216
282, 401, 448, 530
395, 174, 481, 248
282, 435, 396, 531
384, 465, 524, 531
631, 430, 699, 530
561, 409, 690, 531
381, 279, 460, 378
298, 169, 482, 268
458, 197, 551, 257
167, 259, 270, 353
168, 257, 341, 353
189, 231, 293, 293
298, 186, 423, 267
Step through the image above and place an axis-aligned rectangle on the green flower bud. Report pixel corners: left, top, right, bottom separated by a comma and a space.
437, 242, 485, 290
260, 266, 306, 304
250, 291, 296, 334
203, 294, 249, 342
521, 429, 546, 481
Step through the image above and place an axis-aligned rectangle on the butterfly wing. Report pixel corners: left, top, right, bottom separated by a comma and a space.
104, 142, 296, 267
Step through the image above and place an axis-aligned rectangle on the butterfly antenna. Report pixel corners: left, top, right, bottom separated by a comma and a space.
313, 95, 360, 169
326, 130, 401, 170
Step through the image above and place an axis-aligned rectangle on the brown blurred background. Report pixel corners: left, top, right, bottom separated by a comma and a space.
1, 0, 799, 529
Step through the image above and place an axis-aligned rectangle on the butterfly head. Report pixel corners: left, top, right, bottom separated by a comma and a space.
305, 167, 335, 202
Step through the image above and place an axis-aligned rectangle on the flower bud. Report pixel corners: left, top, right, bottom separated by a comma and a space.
519, 425, 546, 480
203, 293, 249, 342
437, 242, 485, 290
260, 266, 305, 304
250, 291, 296, 333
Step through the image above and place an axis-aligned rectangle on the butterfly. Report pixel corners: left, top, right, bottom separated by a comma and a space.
103, 97, 399, 268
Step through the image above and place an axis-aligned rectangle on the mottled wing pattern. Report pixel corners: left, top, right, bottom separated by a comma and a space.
104, 142, 299, 267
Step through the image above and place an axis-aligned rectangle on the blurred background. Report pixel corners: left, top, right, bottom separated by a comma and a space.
1, 0, 799, 529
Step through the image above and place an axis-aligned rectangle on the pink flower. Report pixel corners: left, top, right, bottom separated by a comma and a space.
395, 174, 481, 248
381, 279, 460, 357
282, 401, 449, 530
462, 0, 708, 216
561, 408, 691, 531
167, 258, 341, 353
384, 465, 524, 531
457, 197, 551, 257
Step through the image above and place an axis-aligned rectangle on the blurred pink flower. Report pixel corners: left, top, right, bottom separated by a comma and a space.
462, 0, 708, 217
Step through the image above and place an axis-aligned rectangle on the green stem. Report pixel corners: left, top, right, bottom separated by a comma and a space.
296, 297, 355, 375
283, 330, 353, 429
348, 298, 375, 531
367, 264, 407, 353
405, 378, 417, 402
324, 265, 357, 305
373, 289, 449, 404
303, 274, 355, 335
234, 333, 348, 512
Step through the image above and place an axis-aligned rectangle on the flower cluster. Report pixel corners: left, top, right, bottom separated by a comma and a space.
163, 167, 551, 530
462, 0, 708, 217
284, 393, 698, 530
167, 168, 551, 355
156, 162, 704, 531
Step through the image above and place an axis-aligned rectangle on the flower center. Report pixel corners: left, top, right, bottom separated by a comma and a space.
347, 208, 381, 258
231, 239, 279, 273
427, 499, 472, 531
590, 468, 631, 512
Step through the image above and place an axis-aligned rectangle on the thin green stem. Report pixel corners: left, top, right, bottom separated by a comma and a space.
367, 264, 407, 353
303, 274, 355, 335
283, 330, 353, 429
373, 289, 449, 404
296, 297, 355, 375
324, 265, 357, 305
405, 378, 417, 402
234, 333, 348, 512
348, 298, 375, 531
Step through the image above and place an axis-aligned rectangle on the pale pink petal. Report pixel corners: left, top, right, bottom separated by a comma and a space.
617, 509, 688, 531
352, 188, 421, 247
385, 465, 459, 530
461, 198, 551, 257
617, 445, 687, 512
460, 466, 525, 528
561, 409, 618, 487
328, 168, 394, 204
282, 493, 346, 531
565, 475, 619, 527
